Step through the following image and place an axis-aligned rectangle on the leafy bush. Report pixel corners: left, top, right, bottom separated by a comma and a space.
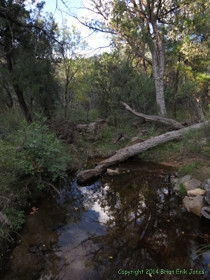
0, 119, 70, 242
3, 208, 25, 231
15, 120, 67, 182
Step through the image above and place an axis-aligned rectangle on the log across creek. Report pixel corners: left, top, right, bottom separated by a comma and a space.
77, 120, 210, 184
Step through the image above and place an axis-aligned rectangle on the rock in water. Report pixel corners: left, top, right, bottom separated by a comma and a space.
203, 179, 210, 204
187, 189, 205, 197
180, 175, 192, 184
173, 175, 191, 192
183, 179, 201, 190
107, 168, 120, 176
201, 206, 210, 219
183, 196, 204, 216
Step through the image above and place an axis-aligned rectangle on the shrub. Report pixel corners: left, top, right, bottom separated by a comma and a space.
15, 120, 68, 183
0, 119, 70, 242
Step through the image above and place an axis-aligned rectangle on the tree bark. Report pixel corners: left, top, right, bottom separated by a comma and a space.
13, 84, 32, 123
192, 97, 205, 121
121, 102, 183, 130
150, 15, 167, 118
152, 49, 167, 118
77, 120, 209, 184
5, 39, 32, 123
3, 84, 13, 108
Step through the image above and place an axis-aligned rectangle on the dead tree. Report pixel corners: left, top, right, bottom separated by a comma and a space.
77, 120, 209, 183
121, 102, 183, 130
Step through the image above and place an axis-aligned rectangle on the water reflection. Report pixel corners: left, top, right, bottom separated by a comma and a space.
1, 160, 210, 280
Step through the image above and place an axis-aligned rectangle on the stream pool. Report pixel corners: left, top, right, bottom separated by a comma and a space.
1, 159, 210, 280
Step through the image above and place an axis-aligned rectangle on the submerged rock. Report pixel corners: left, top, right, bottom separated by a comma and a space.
183, 196, 204, 216
107, 168, 120, 176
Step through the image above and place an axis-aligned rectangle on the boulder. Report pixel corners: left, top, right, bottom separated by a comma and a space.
174, 182, 181, 192
203, 179, 210, 190
183, 179, 201, 190
173, 175, 191, 192
201, 206, 210, 219
203, 179, 210, 204
183, 196, 204, 216
180, 175, 191, 184
172, 178, 179, 184
107, 168, 119, 176
187, 188, 205, 197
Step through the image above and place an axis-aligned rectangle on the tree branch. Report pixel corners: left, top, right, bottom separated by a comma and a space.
121, 101, 183, 129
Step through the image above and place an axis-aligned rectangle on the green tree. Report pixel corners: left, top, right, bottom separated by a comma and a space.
0, 0, 59, 122
82, 0, 183, 117
56, 21, 87, 118
165, 0, 210, 119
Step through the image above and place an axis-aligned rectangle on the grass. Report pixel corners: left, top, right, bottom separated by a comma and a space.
179, 183, 187, 195
140, 125, 208, 162
178, 161, 204, 176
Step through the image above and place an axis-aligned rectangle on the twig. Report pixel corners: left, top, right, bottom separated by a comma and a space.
42, 181, 61, 196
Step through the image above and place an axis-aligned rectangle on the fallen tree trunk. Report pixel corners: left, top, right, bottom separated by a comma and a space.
77, 120, 209, 183
121, 102, 184, 130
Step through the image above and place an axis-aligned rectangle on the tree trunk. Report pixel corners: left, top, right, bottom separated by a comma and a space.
64, 69, 69, 119
77, 120, 209, 183
3, 84, 13, 108
121, 102, 183, 130
153, 65, 166, 117
13, 84, 32, 123
173, 57, 180, 119
5, 40, 32, 123
173, 71, 179, 119
150, 18, 167, 118
192, 97, 205, 121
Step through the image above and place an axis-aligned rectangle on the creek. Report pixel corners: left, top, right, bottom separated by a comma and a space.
1, 159, 210, 280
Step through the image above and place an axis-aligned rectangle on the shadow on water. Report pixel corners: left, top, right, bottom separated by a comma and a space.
1, 159, 210, 280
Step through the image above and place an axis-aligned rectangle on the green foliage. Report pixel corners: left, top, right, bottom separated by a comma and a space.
179, 183, 187, 196
140, 126, 206, 163
3, 208, 25, 231
203, 148, 210, 157
0, 118, 71, 243
85, 52, 156, 122
16, 120, 67, 182
0, 0, 61, 121
181, 129, 203, 154
178, 161, 203, 177
0, 107, 25, 136
102, 127, 114, 140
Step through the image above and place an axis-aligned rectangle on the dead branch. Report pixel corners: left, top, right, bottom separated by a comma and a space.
77, 120, 209, 183
121, 102, 183, 130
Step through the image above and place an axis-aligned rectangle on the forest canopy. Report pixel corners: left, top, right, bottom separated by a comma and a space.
0, 0, 209, 122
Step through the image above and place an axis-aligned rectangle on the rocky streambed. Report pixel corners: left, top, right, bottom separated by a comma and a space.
172, 175, 210, 219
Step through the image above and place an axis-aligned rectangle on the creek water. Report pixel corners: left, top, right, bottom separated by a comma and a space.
1, 159, 210, 280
